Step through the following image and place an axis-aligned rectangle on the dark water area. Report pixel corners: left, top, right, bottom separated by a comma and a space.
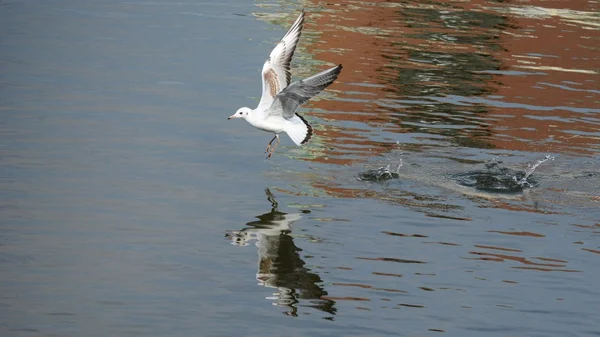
1, 0, 599, 336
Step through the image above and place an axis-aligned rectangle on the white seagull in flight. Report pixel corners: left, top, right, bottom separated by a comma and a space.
228, 11, 343, 159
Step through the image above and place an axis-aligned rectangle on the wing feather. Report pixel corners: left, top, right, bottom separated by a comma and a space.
257, 11, 305, 111
270, 64, 343, 119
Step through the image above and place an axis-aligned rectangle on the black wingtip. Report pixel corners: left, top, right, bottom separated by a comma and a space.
331, 64, 343, 81
332, 64, 343, 77
295, 113, 314, 145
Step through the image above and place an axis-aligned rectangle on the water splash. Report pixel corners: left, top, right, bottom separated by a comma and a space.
358, 160, 403, 182
513, 155, 555, 187
455, 155, 553, 194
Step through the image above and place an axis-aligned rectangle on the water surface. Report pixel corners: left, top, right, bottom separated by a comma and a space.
1, 0, 599, 336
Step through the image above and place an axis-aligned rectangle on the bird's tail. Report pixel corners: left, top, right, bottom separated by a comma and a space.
285, 114, 313, 146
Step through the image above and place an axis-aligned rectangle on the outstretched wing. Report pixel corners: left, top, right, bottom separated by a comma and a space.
270, 64, 343, 119
256, 11, 305, 111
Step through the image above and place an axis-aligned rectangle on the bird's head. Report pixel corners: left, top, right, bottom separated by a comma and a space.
228, 107, 251, 120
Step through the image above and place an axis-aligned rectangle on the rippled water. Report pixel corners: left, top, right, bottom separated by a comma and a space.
1, 0, 599, 336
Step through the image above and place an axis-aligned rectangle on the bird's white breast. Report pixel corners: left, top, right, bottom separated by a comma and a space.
247, 113, 287, 134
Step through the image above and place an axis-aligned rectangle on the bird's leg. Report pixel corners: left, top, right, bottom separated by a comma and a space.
266, 135, 280, 159
265, 135, 278, 153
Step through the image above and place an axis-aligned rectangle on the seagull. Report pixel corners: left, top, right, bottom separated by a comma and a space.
228, 11, 343, 159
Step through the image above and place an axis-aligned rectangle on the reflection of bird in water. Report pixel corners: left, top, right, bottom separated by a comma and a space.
225, 189, 336, 317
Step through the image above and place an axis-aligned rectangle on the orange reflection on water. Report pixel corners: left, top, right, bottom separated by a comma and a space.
260, 0, 600, 220
487, 230, 545, 237
484, 0, 600, 155
332, 282, 408, 293
467, 230, 583, 272
297, 0, 599, 160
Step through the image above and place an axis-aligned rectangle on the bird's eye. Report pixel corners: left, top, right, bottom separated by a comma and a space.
239, 112, 242, 115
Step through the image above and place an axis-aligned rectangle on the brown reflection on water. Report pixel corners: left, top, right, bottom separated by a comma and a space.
571, 223, 600, 255
372, 271, 403, 278
356, 256, 426, 264
299, 0, 599, 159
277, 0, 598, 220
467, 230, 582, 272
330, 229, 585, 310
332, 282, 408, 294
481, 0, 600, 155
301, 4, 409, 165
487, 230, 545, 237
582, 248, 600, 255
254, 2, 599, 218
300, 0, 507, 159
382, 231, 427, 238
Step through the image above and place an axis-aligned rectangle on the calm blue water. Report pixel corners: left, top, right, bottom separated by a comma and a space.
1, 1, 599, 336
